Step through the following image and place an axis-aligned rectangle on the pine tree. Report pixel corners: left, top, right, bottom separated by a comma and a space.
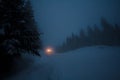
101, 17, 114, 45
92, 24, 102, 45
114, 24, 120, 45
86, 26, 94, 46
66, 37, 72, 51
0, 0, 42, 56
71, 33, 80, 49
18, 0, 42, 56
78, 29, 87, 47
0, 0, 42, 78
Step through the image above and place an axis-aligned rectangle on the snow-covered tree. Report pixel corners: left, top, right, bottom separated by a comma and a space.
0, 0, 42, 56
0, 0, 42, 78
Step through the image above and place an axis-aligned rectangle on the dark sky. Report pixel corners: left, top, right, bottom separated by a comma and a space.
31, 0, 120, 47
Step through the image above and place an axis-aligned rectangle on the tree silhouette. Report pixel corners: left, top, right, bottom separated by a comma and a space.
92, 24, 102, 45
114, 24, 120, 45
79, 29, 87, 47
86, 26, 94, 46
56, 17, 120, 53
101, 17, 114, 45
0, 0, 42, 78
0, 0, 42, 56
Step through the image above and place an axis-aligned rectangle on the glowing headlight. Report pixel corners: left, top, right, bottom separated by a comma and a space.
45, 47, 54, 55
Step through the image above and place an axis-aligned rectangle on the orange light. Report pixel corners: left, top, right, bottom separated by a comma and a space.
45, 47, 54, 55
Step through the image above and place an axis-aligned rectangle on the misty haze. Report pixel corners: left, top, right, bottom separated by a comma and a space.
0, 0, 120, 80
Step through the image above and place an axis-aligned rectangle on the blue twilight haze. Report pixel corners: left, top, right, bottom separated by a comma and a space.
31, 0, 120, 46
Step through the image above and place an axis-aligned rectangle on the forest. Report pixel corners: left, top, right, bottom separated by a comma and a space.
56, 18, 120, 53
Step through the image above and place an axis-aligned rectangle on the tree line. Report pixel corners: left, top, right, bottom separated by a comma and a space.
56, 18, 120, 53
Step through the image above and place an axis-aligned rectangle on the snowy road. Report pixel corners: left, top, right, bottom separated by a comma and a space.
7, 46, 120, 80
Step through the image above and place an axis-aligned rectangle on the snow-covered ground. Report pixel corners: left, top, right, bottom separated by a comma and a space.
6, 46, 120, 80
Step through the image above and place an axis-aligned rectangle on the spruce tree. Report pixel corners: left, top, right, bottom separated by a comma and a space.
114, 24, 120, 45
101, 17, 114, 45
87, 26, 94, 46
18, 0, 42, 56
0, 0, 42, 78
92, 24, 102, 45
79, 29, 87, 47
0, 0, 42, 57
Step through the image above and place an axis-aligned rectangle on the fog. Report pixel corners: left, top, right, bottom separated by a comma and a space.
31, 0, 120, 47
